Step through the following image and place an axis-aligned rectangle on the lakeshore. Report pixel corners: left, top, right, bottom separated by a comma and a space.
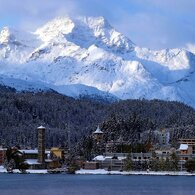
1, 166, 195, 176
76, 169, 195, 176
0, 166, 48, 174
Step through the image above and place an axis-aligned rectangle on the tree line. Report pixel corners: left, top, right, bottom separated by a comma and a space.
0, 84, 195, 152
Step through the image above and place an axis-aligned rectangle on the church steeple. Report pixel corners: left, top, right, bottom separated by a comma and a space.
93, 126, 103, 142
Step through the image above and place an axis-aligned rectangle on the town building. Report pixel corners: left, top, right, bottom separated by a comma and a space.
93, 126, 104, 143
155, 147, 176, 160
178, 139, 195, 164
84, 162, 99, 170
50, 147, 65, 159
0, 147, 6, 165
1, 126, 65, 170
19, 149, 52, 169
159, 129, 170, 146
93, 153, 152, 171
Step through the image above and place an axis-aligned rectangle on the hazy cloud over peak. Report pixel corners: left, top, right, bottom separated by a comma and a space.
0, 0, 195, 49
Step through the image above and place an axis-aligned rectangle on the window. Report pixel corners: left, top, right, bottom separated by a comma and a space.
192, 146, 195, 154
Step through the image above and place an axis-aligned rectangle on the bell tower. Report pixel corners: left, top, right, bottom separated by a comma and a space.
37, 125, 46, 164
93, 126, 104, 143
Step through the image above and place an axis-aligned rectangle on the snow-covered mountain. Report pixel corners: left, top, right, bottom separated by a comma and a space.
0, 16, 195, 107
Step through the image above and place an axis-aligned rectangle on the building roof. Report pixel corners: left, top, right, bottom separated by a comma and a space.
179, 144, 188, 150
37, 125, 46, 129
0, 148, 6, 151
19, 149, 50, 154
93, 155, 105, 161
93, 126, 103, 134
93, 155, 126, 161
51, 147, 63, 151
25, 159, 40, 165
25, 159, 52, 165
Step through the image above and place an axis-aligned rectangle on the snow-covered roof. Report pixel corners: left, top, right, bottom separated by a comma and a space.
45, 159, 52, 163
93, 155, 105, 161
93, 126, 103, 134
19, 149, 50, 154
37, 125, 46, 129
179, 144, 188, 150
118, 157, 126, 160
93, 155, 126, 161
25, 159, 52, 165
25, 159, 40, 165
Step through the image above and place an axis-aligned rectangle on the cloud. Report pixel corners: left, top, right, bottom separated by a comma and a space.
0, 0, 79, 29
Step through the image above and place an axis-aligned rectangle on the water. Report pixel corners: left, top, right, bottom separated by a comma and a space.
0, 174, 195, 195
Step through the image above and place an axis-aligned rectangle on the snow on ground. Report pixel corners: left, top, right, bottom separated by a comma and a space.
26, 169, 48, 174
1, 166, 195, 176
76, 169, 195, 176
0, 166, 48, 174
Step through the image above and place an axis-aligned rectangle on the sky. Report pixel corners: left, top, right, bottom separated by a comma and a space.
0, 0, 195, 51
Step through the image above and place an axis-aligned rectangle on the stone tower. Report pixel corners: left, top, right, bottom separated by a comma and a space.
37, 125, 46, 164
93, 126, 103, 143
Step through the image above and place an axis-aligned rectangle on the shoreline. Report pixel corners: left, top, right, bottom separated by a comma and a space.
0, 166, 48, 174
1, 166, 195, 176
75, 169, 195, 176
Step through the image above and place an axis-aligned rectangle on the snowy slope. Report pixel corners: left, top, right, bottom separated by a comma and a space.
0, 16, 195, 107
0, 74, 117, 102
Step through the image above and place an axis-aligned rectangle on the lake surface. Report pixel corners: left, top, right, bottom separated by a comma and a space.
0, 174, 195, 195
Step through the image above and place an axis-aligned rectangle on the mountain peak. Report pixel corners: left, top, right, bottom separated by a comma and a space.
0, 16, 195, 108
35, 16, 75, 42
35, 16, 134, 52
0, 27, 16, 44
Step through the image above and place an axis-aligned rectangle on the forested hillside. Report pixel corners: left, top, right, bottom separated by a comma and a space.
0, 85, 195, 149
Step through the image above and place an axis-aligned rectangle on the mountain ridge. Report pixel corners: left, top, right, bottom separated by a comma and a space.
0, 16, 195, 107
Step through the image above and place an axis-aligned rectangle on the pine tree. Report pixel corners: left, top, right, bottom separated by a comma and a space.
123, 153, 133, 171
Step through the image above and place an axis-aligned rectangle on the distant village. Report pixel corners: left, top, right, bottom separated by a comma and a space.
1, 125, 195, 173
